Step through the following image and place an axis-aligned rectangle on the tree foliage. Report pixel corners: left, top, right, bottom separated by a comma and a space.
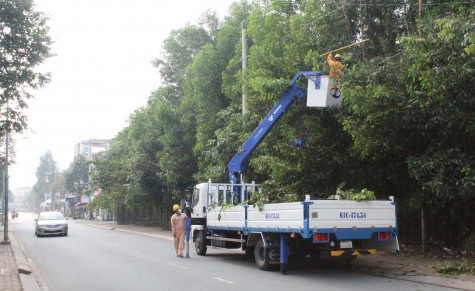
89, 0, 474, 248
1, 0, 51, 211
32, 151, 57, 203
0, 0, 51, 135
62, 155, 90, 195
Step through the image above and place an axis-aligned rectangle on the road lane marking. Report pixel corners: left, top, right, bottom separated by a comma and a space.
112, 244, 119, 247
1, 268, 4, 275
165, 261, 189, 270
214, 277, 235, 284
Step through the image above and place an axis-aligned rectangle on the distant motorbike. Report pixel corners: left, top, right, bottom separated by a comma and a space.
11, 212, 18, 219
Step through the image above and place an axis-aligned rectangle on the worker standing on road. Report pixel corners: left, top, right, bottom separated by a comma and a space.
171, 204, 187, 257
328, 51, 344, 78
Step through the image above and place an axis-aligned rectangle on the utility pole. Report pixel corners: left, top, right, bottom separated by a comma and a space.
418, 0, 423, 37
2, 102, 10, 244
241, 20, 249, 184
88, 138, 92, 220
241, 21, 247, 116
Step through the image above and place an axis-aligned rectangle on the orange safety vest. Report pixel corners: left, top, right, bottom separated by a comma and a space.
327, 52, 344, 78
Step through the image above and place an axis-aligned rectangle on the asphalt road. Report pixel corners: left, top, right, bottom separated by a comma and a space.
11, 213, 453, 291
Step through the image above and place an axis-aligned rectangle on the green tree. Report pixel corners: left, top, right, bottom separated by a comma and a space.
342, 3, 474, 245
63, 155, 90, 196
0, 0, 51, 135
32, 151, 57, 207
91, 129, 133, 224
153, 90, 197, 197
185, 2, 252, 182
153, 23, 213, 87
126, 100, 166, 225
51, 170, 67, 197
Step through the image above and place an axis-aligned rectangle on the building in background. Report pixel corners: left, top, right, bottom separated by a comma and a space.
74, 139, 111, 220
75, 139, 111, 160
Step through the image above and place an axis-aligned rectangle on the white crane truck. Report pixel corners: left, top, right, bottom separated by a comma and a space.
188, 72, 399, 273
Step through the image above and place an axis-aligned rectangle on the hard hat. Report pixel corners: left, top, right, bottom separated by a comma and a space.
335, 54, 342, 59
172, 204, 180, 211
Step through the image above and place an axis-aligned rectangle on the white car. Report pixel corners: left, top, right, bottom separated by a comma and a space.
35, 211, 69, 237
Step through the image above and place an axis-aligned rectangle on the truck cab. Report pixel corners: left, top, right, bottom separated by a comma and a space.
191, 181, 259, 219
189, 181, 259, 253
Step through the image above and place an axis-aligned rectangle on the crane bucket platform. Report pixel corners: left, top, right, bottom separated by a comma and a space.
306, 75, 342, 108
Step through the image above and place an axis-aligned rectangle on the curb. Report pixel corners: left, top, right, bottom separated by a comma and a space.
9, 231, 31, 275
10, 229, 49, 291
86, 223, 173, 241
354, 268, 475, 291
388, 274, 475, 291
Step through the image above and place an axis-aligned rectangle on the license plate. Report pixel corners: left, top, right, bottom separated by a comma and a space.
340, 240, 353, 249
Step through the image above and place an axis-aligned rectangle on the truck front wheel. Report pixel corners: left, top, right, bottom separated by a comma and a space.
195, 230, 207, 256
254, 240, 271, 270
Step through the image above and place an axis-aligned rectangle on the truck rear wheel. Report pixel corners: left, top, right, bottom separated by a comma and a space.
194, 230, 207, 256
254, 239, 272, 270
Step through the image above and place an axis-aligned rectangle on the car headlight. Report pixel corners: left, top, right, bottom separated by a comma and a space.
61, 224, 68, 228
38, 225, 46, 229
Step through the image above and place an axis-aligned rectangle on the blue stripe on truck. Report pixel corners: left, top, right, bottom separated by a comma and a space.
302, 201, 314, 239
208, 225, 397, 242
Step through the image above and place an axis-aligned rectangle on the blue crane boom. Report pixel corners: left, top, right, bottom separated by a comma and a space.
227, 71, 321, 184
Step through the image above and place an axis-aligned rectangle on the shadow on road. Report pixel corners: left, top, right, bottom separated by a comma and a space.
202, 250, 349, 274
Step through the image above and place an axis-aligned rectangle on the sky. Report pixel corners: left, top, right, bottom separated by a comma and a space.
9, 0, 237, 191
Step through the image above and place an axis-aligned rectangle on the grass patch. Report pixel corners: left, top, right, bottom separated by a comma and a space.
434, 260, 475, 276
462, 233, 475, 256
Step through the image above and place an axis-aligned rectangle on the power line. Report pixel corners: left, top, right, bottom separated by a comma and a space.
377, 52, 403, 66
334, 1, 473, 6
266, 0, 472, 5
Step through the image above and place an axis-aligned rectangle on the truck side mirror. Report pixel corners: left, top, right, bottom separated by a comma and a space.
186, 206, 192, 217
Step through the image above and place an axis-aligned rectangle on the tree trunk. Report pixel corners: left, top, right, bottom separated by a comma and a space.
421, 204, 426, 253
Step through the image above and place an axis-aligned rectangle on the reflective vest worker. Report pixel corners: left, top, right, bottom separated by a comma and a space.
328, 52, 344, 78
171, 204, 187, 257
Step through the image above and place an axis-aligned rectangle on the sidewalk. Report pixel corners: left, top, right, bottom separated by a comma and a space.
1, 224, 47, 291
0, 229, 21, 291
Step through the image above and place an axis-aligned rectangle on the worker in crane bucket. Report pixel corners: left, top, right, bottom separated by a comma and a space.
171, 204, 187, 257
328, 51, 344, 78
